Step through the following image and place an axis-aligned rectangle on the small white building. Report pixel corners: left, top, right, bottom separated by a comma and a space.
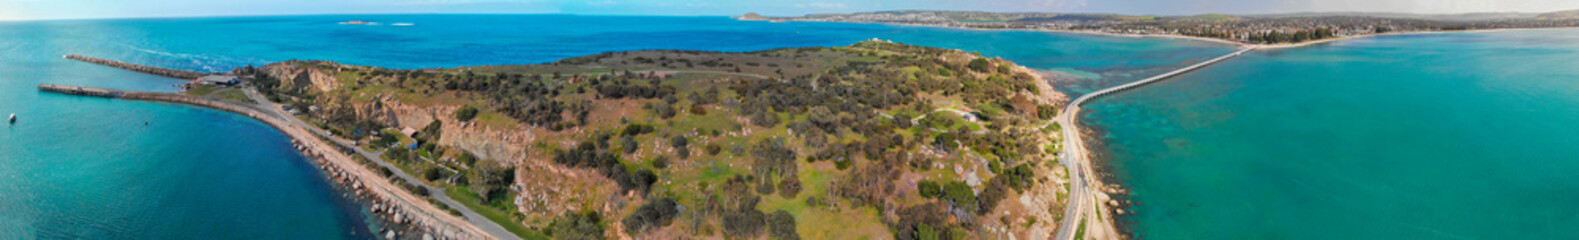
196, 75, 239, 86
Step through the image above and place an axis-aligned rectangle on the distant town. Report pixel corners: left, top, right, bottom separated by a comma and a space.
743, 10, 1579, 45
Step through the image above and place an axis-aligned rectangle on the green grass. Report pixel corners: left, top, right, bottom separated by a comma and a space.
445, 186, 545, 240
213, 89, 254, 103
184, 85, 221, 96
1074, 219, 1087, 240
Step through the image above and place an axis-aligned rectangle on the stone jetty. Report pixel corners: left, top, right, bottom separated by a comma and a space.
65, 54, 208, 80
38, 84, 125, 98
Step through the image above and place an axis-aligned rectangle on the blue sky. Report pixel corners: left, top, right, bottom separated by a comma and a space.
3, 0, 1577, 21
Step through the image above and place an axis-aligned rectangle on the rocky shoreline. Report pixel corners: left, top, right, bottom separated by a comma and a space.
38, 85, 495, 240
290, 139, 453, 240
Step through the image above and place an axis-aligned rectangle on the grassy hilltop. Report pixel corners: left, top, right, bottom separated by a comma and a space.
246, 40, 1070, 239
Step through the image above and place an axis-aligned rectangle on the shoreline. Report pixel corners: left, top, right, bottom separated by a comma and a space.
796, 20, 1579, 239
40, 85, 496, 240
127, 92, 494, 240
1074, 111, 1134, 238
775, 19, 1579, 50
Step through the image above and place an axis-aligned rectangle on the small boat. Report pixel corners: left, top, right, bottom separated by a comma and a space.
8, 113, 14, 124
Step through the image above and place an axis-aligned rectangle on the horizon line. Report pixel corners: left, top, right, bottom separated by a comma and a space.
7, 8, 1575, 23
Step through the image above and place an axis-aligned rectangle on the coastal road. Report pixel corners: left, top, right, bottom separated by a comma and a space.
1051, 47, 1255, 240
242, 88, 524, 240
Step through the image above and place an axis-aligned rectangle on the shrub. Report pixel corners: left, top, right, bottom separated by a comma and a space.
979, 176, 1010, 214
455, 152, 478, 167
778, 175, 802, 198
454, 105, 479, 122
652, 156, 669, 169
756, 178, 775, 195
549, 211, 604, 240
1036, 104, 1057, 120
622, 123, 655, 136
467, 164, 516, 204
918, 180, 942, 199
652, 101, 677, 119
622, 197, 680, 234
942, 181, 976, 210
621, 135, 639, 154
751, 111, 779, 127
705, 143, 723, 156
968, 58, 992, 73
723, 209, 766, 238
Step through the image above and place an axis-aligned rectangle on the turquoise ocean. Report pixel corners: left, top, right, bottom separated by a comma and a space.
0, 15, 1228, 238
1088, 28, 1579, 239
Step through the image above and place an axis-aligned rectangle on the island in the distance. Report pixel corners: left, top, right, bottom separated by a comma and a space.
48, 40, 1075, 239
744, 10, 1579, 46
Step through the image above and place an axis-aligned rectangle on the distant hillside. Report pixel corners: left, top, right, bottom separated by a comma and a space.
1538, 10, 1579, 20
1249, 12, 1542, 21
768, 10, 1579, 45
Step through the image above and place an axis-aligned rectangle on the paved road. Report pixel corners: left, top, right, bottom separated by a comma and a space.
1051, 47, 1255, 240
242, 88, 523, 240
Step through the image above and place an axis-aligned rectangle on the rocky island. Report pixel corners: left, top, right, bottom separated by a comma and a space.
231, 40, 1072, 239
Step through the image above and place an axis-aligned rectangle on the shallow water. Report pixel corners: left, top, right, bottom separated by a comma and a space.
0, 15, 1228, 238
1087, 28, 1579, 239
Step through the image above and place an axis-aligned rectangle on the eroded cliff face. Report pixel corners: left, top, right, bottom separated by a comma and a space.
260, 61, 528, 164
381, 99, 532, 163
263, 60, 342, 93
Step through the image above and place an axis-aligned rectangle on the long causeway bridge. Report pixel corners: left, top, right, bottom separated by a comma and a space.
1053, 46, 1255, 240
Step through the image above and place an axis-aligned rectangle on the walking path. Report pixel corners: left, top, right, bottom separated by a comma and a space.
1051, 47, 1254, 240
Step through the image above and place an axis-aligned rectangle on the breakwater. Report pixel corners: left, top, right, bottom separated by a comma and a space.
38, 84, 495, 240
39, 84, 125, 98
65, 54, 208, 80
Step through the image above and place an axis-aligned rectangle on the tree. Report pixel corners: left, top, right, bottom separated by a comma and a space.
1036, 104, 1057, 120
942, 181, 976, 210
751, 138, 798, 178
778, 174, 802, 198
420, 119, 443, 140
917, 180, 942, 199
723, 209, 766, 238
652, 101, 677, 119
807, 106, 837, 133
622, 197, 680, 234
751, 110, 779, 127
454, 105, 479, 122
768, 210, 801, 240
467, 163, 516, 204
